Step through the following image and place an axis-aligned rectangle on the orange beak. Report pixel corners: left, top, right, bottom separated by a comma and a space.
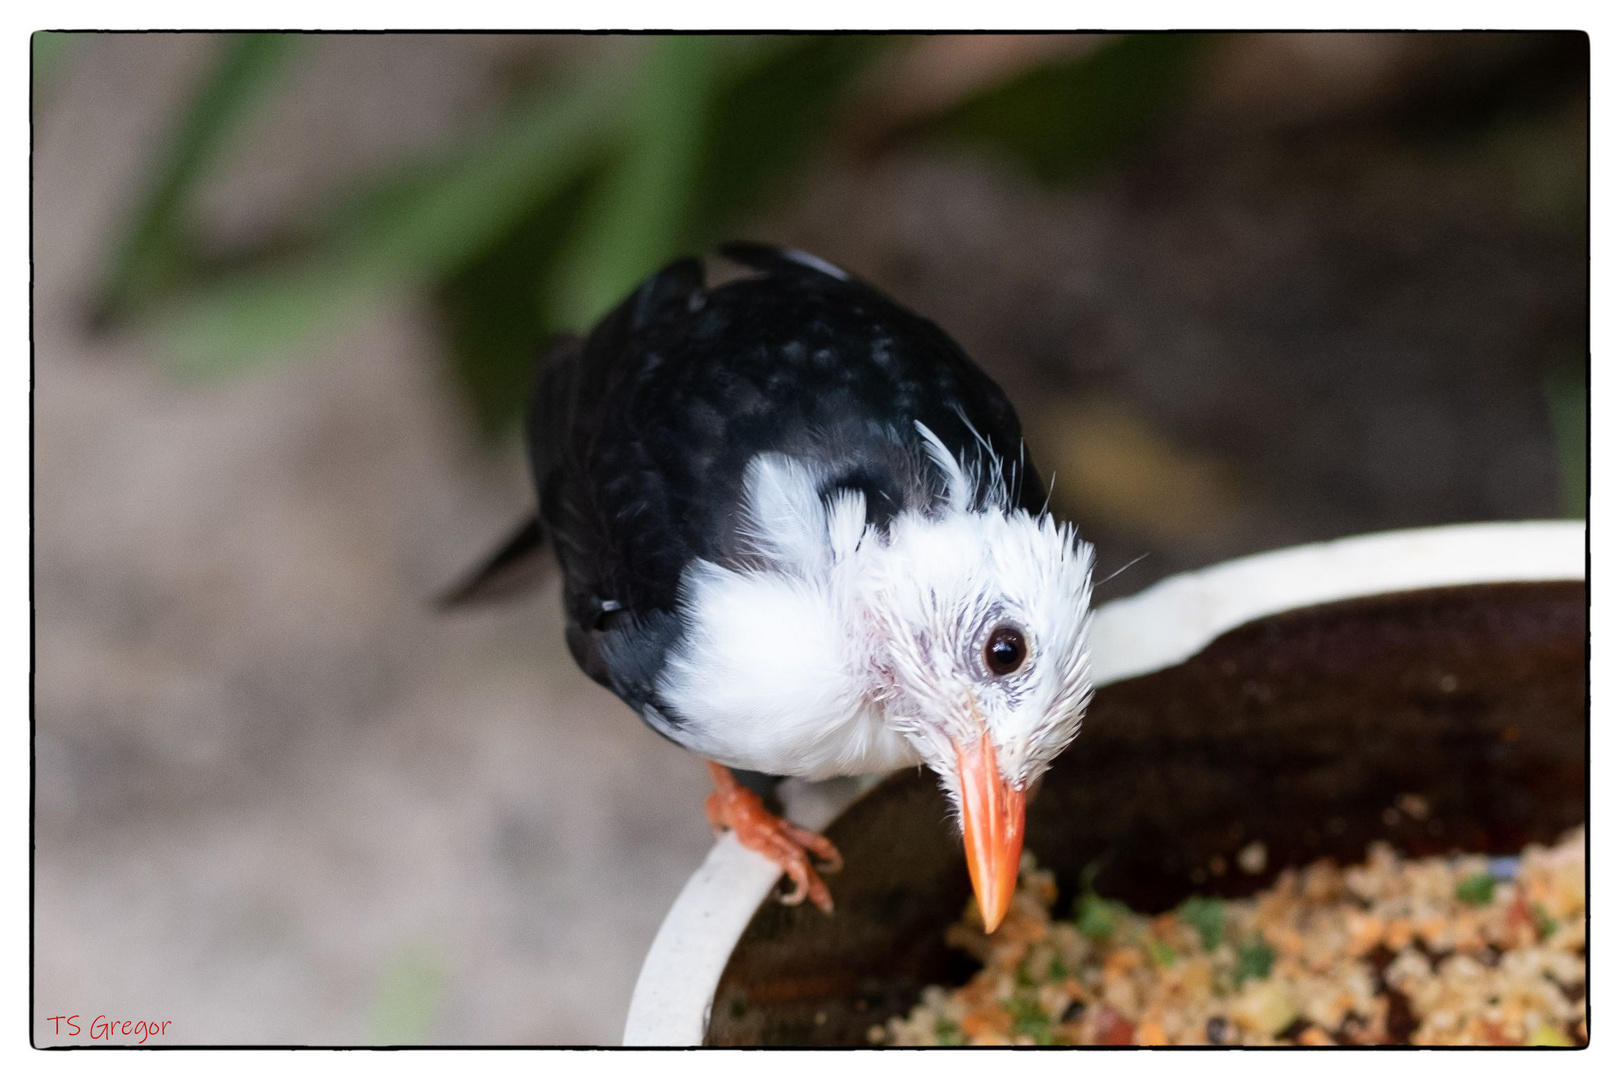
955, 731, 1026, 934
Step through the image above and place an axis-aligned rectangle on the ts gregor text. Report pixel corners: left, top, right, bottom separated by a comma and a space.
45, 1015, 172, 1044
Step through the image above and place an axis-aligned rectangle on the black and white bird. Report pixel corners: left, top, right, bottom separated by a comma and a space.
448, 244, 1095, 931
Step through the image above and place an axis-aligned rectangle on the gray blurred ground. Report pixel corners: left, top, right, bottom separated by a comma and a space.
32, 33, 1584, 1046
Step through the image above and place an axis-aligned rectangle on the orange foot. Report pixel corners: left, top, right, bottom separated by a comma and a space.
705, 762, 843, 913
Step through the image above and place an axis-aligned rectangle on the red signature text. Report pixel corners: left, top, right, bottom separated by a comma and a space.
45, 1015, 173, 1044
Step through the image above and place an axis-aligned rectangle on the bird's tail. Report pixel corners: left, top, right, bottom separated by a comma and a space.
435, 332, 584, 611
434, 515, 550, 609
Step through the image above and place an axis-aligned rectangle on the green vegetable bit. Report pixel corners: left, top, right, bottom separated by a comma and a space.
1532, 903, 1559, 940
1148, 938, 1178, 968
1455, 872, 1496, 906
1178, 896, 1227, 952
934, 1018, 967, 1046
1235, 938, 1276, 985
1074, 892, 1129, 941
1047, 954, 1068, 982
1529, 1023, 1574, 1047
1007, 992, 1058, 1045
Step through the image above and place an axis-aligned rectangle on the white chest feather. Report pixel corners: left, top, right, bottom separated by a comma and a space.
654, 454, 919, 779
655, 560, 918, 778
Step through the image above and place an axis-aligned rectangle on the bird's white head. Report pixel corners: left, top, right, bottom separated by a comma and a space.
859, 423, 1096, 931
661, 420, 1094, 930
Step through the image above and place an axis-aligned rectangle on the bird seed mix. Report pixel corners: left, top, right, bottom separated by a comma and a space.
879, 828, 1586, 1046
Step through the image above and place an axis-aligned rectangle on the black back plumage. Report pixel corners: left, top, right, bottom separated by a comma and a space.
512, 246, 1045, 729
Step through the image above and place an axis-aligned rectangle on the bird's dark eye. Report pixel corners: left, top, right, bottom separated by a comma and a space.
984, 625, 1028, 676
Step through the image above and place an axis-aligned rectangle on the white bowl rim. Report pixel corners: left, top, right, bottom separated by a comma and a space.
622, 519, 1587, 1045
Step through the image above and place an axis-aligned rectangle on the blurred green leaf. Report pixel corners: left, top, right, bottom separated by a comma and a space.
548, 36, 726, 329
1544, 358, 1587, 519
688, 34, 892, 238
369, 946, 444, 1045
156, 63, 627, 378
436, 168, 601, 433
32, 31, 84, 110
438, 37, 732, 435
551, 34, 889, 328
93, 33, 299, 327
436, 35, 892, 433
907, 33, 1210, 184
142, 34, 893, 425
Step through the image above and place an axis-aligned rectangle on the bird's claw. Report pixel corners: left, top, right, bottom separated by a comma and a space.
763, 834, 834, 912
777, 818, 843, 874
777, 867, 811, 907
705, 764, 841, 914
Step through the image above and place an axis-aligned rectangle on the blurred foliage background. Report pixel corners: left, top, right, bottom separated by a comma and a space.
40, 31, 1588, 525
32, 32, 1587, 1045
39, 31, 1589, 510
